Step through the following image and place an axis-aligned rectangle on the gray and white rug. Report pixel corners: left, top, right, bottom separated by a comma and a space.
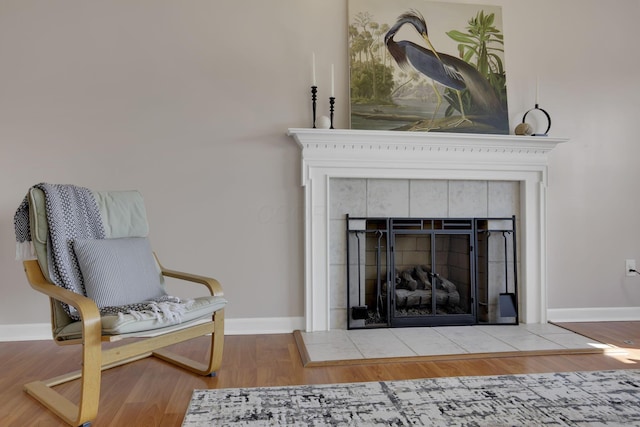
183, 369, 640, 426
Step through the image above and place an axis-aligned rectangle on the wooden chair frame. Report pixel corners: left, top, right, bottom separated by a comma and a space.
22, 257, 225, 427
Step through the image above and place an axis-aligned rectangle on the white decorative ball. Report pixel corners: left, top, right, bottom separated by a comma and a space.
515, 122, 534, 136
317, 115, 331, 129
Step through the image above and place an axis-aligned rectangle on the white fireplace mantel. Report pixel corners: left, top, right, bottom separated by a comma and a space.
288, 128, 568, 332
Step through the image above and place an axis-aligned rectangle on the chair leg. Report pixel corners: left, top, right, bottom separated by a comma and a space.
24, 318, 102, 427
207, 309, 225, 373
24, 313, 224, 425
152, 309, 225, 375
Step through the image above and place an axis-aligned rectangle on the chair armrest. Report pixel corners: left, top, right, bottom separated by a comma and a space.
22, 260, 102, 331
154, 256, 224, 297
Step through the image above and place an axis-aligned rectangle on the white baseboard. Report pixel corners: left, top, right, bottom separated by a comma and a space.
0, 316, 306, 342
547, 307, 640, 323
4, 309, 638, 342
225, 316, 305, 335
0, 323, 52, 342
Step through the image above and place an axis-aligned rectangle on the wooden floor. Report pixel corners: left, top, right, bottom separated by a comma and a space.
1, 322, 639, 426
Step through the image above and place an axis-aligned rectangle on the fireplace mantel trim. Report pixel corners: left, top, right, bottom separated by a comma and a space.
288, 128, 568, 332
288, 127, 563, 151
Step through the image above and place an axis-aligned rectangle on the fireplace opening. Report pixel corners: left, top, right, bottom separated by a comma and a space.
346, 215, 518, 329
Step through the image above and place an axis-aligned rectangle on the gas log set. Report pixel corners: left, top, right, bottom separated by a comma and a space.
391, 265, 463, 314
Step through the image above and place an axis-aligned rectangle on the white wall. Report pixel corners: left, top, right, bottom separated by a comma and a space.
1, 0, 639, 338
538, 0, 640, 317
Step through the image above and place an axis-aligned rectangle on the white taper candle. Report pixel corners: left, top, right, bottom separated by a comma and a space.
312, 52, 316, 86
331, 64, 335, 97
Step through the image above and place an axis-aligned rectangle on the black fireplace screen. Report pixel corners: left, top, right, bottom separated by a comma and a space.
346, 216, 518, 329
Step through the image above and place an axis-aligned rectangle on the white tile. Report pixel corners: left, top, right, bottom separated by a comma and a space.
502, 334, 565, 351
367, 179, 409, 217
300, 329, 351, 345
431, 326, 491, 339
354, 341, 417, 359
402, 336, 468, 356
330, 178, 366, 219
304, 342, 364, 362
329, 219, 346, 265
346, 328, 395, 342
347, 328, 417, 358
523, 323, 571, 335
391, 328, 469, 356
330, 264, 347, 309
448, 181, 488, 217
487, 181, 520, 217
475, 324, 531, 338
409, 180, 449, 217
450, 336, 517, 353
391, 327, 447, 340
330, 308, 348, 330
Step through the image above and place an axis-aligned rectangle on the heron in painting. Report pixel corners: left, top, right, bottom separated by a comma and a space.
384, 10, 503, 129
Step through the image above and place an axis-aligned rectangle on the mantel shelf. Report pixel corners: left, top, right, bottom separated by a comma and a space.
288, 128, 568, 157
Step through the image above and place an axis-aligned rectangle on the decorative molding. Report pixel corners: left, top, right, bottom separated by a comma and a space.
288, 128, 564, 156
288, 128, 568, 332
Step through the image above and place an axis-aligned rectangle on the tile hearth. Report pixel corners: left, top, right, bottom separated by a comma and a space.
297, 323, 614, 365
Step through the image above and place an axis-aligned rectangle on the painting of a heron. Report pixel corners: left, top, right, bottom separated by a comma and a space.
349, 0, 509, 134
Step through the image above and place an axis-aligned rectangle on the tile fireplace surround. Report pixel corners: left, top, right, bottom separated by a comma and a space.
288, 128, 567, 332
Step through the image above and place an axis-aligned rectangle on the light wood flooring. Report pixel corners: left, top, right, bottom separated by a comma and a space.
1, 322, 639, 426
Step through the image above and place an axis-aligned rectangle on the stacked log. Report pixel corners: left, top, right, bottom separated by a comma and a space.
393, 265, 460, 310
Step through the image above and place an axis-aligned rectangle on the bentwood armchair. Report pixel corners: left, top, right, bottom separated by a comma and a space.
16, 184, 227, 427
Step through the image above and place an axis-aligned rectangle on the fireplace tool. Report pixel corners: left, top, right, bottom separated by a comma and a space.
351, 231, 369, 320
499, 231, 517, 317
375, 230, 384, 320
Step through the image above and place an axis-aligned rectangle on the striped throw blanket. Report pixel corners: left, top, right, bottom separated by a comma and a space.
14, 183, 189, 322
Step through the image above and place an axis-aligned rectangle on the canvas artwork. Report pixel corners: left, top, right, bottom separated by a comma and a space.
349, 0, 509, 134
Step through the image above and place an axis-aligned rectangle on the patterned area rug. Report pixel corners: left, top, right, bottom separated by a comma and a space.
183, 370, 640, 426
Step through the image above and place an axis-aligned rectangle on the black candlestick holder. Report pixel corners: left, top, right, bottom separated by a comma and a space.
311, 86, 318, 128
329, 96, 335, 129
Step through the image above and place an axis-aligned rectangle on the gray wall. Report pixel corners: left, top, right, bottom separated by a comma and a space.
1, 0, 640, 335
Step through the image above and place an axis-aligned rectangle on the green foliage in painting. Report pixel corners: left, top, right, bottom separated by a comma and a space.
443, 11, 506, 117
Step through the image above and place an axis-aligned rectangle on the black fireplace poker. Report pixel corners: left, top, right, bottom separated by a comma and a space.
351, 231, 369, 320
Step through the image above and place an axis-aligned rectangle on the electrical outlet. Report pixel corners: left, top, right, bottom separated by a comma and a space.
626, 259, 636, 277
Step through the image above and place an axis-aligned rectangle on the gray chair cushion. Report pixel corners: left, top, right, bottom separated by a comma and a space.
54, 295, 227, 339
